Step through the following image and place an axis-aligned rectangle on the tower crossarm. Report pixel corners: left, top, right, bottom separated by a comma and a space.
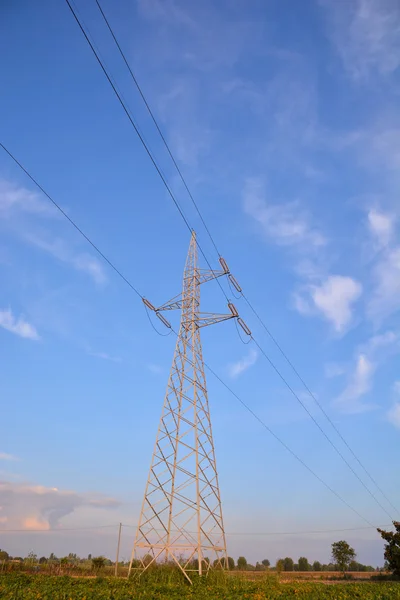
195, 312, 235, 329
196, 268, 226, 285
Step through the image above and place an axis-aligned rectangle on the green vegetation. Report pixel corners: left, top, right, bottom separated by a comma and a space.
378, 521, 400, 577
331, 540, 357, 574
0, 572, 399, 599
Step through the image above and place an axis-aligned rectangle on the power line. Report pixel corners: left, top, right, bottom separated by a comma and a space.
64, 0, 230, 307
94, 0, 220, 259
244, 294, 400, 517
0, 142, 143, 302
89, 2, 398, 519
0, 144, 378, 532
250, 336, 394, 522
0, 522, 389, 536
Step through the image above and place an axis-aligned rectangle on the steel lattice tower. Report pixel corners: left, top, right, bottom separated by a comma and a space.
129, 232, 246, 582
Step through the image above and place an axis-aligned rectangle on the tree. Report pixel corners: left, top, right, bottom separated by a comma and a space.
262, 559, 270, 568
91, 556, 106, 571
313, 561, 322, 571
227, 556, 235, 570
283, 557, 294, 571
298, 557, 310, 571
25, 552, 37, 566
237, 556, 247, 570
378, 521, 400, 576
331, 541, 356, 574
39, 557, 47, 564
0, 550, 9, 562
276, 559, 284, 572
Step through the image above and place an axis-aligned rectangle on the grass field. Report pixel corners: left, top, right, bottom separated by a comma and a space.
1, 572, 400, 599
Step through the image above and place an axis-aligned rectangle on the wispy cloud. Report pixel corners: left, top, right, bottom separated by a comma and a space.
0, 179, 106, 285
321, 0, 400, 80
147, 363, 164, 375
22, 233, 106, 286
228, 348, 258, 378
0, 308, 39, 340
367, 208, 395, 248
335, 331, 399, 413
387, 381, 400, 429
0, 481, 119, 530
335, 353, 376, 413
294, 275, 362, 333
365, 208, 400, 325
0, 179, 54, 217
0, 452, 19, 461
243, 178, 326, 249
324, 363, 346, 378
89, 351, 121, 363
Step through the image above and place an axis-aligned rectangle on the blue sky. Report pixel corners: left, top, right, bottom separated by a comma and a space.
1, 0, 400, 566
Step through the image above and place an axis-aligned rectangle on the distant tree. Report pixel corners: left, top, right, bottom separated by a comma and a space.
378, 521, 400, 576
313, 561, 322, 572
276, 559, 284, 572
91, 556, 106, 571
25, 552, 37, 566
255, 562, 265, 571
298, 557, 310, 571
0, 550, 9, 562
237, 556, 247, 570
293, 563, 299, 571
49, 553, 57, 562
283, 557, 294, 571
88, 554, 92, 561
38, 557, 47, 564
262, 559, 270, 568
227, 557, 235, 570
331, 541, 356, 574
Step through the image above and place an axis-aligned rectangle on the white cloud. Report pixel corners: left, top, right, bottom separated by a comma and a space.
0, 179, 53, 217
367, 209, 395, 247
322, 0, 400, 80
387, 381, 400, 429
0, 452, 19, 461
335, 331, 399, 413
243, 178, 326, 250
243, 178, 326, 249
228, 348, 258, 378
0, 179, 106, 285
147, 363, 164, 374
0, 308, 39, 340
388, 403, 400, 429
89, 351, 121, 363
367, 247, 400, 324
335, 353, 376, 413
324, 363, 346, 378
295, 275, 362, 333
0, 481, 119, 531
22, 234, 106, 285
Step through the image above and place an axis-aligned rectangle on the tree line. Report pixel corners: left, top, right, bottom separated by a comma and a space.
1, 522, 399, 576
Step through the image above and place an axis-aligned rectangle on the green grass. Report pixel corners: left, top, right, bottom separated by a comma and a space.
0, 572, 399, 599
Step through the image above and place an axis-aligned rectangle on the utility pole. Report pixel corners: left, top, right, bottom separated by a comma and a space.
128, 231, 250, 583
115, 522, 122, 577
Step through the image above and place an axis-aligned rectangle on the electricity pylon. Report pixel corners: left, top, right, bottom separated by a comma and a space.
129, 231, 249, 583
